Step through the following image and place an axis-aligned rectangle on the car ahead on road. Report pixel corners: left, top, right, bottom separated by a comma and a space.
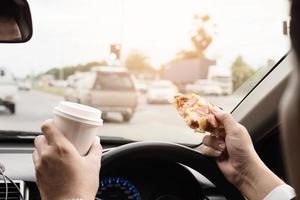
208, 66, 233, 95
65, 67, 138, 122
147, 80, 178, 104
0, 67, 17, 114
17, 79, 31, 91
134, 79, 148, 94
186, 79, 222, 96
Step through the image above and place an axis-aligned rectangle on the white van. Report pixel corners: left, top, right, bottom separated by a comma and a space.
0, 68, 17, 114
65, 67, 138, 122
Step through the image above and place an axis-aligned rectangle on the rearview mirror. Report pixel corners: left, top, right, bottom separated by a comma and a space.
0, 0, 32, 43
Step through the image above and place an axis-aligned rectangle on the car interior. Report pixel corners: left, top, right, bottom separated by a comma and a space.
0, 0, 294, 200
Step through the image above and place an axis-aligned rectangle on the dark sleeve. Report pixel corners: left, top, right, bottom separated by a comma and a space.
291, 0, 300, 60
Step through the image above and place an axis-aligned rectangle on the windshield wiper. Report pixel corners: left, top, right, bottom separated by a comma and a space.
0, 130, 39, 142
0, 131, 201, 147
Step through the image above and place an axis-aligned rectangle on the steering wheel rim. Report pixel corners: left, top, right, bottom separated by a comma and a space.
101, 141, 245, 200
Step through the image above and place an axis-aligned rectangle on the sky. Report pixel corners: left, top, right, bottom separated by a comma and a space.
0, 0, 291, 78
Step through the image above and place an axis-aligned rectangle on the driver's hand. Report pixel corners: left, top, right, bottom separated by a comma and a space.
33, 119, 102, 200
198, 107, 284, 200
199, 106, 256, 186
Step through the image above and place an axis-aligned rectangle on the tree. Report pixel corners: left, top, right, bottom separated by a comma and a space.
172, 50, 200, 62
77, 61, 107, 72
231, 56, 255, 91
43, 60, 108, 80
191, 15, 213, 54
124, 50, 154, 73
171, 14, 214, 63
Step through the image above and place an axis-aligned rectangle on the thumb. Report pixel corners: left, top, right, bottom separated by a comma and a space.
211, 106, 237, 131
86, 137, 102, 161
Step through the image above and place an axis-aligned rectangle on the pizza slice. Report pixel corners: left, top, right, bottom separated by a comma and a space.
174, 93, 217, 133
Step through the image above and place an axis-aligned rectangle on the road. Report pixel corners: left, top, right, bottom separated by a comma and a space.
0, 91, 240, 145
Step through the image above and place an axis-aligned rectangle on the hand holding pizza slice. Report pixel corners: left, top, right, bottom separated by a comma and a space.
174, 93, 220, 135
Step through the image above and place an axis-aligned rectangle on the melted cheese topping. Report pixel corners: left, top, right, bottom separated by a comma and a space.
174, 93, 213, 133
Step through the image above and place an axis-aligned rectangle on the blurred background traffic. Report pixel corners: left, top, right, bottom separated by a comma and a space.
0, 0, 290, 144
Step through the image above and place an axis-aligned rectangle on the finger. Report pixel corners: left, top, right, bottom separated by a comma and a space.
202, 135, 225, 151
211, 106, 237, 130
34, 135, 48, 155
207, 114, 218, 128
207, 114, 226, 137
199, 144, 222, 157
32, 149, 40, 168
41, 119, 69, 145
86, 137, 102, 161
213, 128, 226, 138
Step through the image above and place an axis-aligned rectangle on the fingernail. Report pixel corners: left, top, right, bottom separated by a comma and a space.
219, 143, 225, 149
215, 150, 222, 156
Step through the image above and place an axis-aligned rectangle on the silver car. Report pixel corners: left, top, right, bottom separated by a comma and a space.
65, 67, 138, 122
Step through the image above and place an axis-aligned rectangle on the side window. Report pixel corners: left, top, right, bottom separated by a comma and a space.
0, 70, 5, 76
69, 80, 77, 89
76, 73, 96, 90
94, 77, 102, 90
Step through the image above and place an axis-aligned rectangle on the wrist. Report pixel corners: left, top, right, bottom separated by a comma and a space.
238, 153, 284, 200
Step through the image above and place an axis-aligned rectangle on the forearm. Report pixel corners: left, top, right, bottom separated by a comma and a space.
238, 155, 284, 200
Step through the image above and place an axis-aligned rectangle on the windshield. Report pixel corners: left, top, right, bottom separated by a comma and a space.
0, 0, 290, 145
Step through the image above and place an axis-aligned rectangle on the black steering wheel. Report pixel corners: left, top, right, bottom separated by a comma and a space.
101, 141, 245, 200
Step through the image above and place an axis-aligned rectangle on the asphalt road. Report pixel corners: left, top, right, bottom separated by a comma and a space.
0, 90, 240, 144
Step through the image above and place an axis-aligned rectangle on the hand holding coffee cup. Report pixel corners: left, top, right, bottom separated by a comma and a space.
34, 124, 102, 200
52, 101, 103, 155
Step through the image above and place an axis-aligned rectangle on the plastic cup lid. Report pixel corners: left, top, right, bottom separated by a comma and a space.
53, 101, 103, 126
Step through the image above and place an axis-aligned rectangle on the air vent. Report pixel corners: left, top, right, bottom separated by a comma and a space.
0, 180, 25, 200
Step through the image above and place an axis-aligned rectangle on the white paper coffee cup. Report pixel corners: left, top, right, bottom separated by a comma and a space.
53, 101, 103, 155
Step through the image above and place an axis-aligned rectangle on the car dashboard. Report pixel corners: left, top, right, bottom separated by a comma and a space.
98, 158, 220, 200
0, 140, 226, 200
